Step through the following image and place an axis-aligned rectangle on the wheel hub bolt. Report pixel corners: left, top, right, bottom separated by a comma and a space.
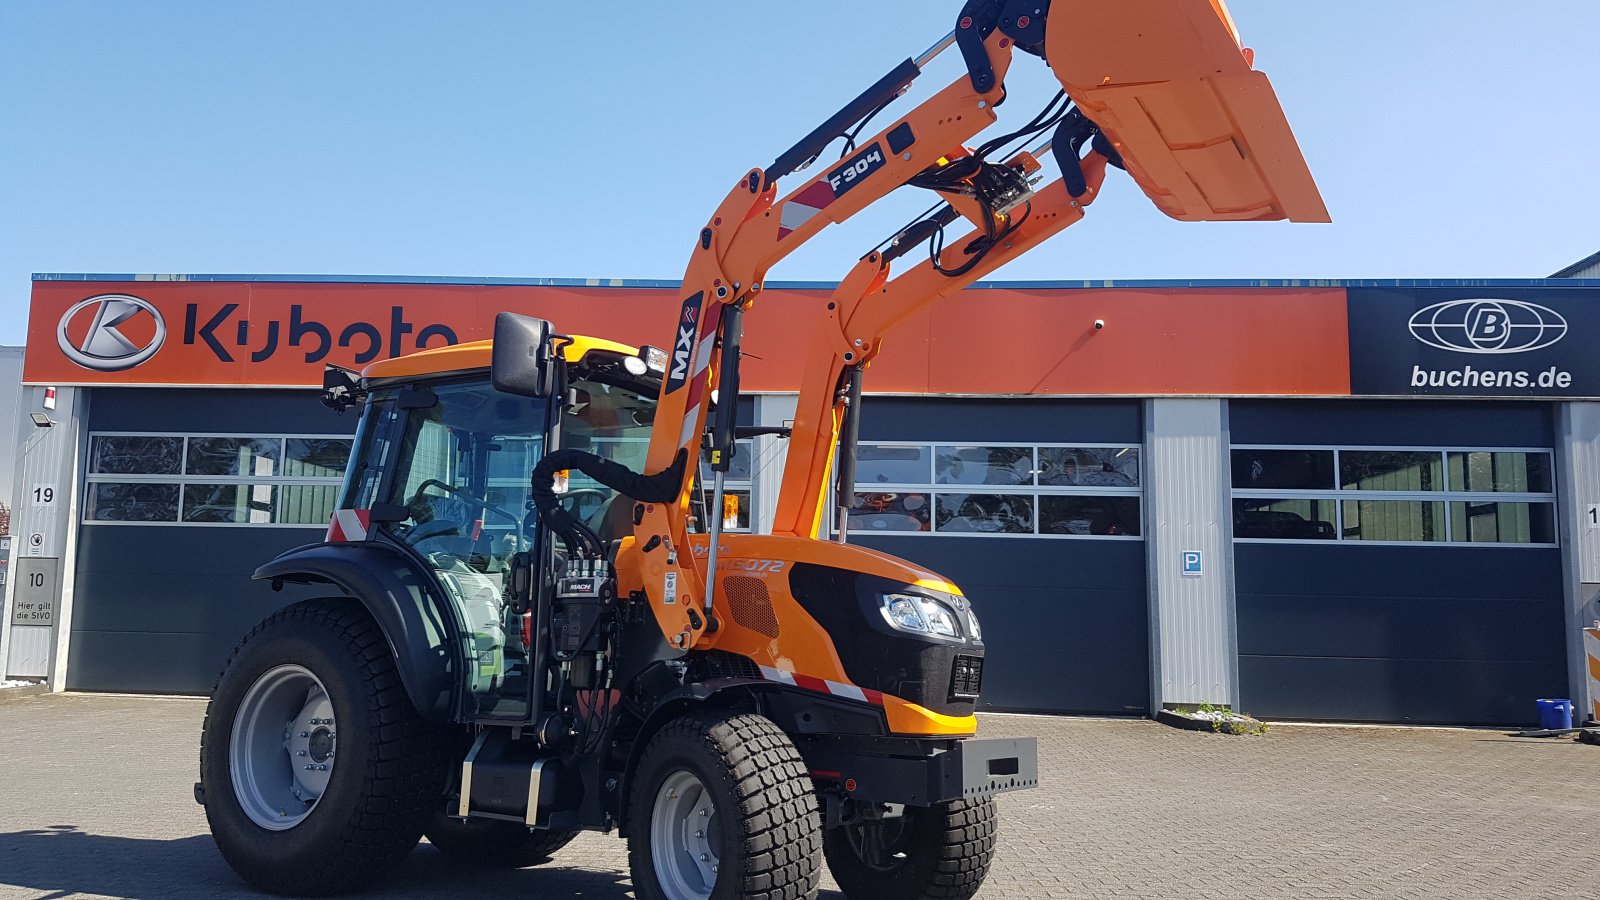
700, 853, 710, 862
297, 750, 307, 757
695, 830, 704, 839
699, 809, 709, 817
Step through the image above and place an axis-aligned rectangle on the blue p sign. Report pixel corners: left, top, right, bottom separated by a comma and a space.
1181, 550, 1203, 576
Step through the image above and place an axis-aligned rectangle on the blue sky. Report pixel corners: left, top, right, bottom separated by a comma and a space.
1, 1, 1596, 345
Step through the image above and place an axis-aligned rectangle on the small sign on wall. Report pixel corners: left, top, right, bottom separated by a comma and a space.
30, 484, 56, 508
1181, 550, 1204, 577
11, 558, 58, 626
1588, 504, 1599, 530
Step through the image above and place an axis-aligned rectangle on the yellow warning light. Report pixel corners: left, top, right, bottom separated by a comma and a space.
553, 470, 570, 494
722, 494, 741, 530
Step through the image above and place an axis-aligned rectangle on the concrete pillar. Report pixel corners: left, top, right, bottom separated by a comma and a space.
1555, 402, 1600, 721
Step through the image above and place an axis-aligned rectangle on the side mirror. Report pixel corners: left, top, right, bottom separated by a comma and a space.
491, 313, 555, 397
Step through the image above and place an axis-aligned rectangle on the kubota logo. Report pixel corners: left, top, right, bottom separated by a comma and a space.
1407, 299, 1566, 355
57, 294, 168, 371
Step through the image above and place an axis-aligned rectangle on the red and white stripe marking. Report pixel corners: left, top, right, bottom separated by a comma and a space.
676, 303, 725, 451
758, 665, 884, 706
777, 181, 836, 240
327, 508, 371, 542
1586, 627, 1600, 724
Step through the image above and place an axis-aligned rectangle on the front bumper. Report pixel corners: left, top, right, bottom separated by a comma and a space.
804, 736, 1038, 807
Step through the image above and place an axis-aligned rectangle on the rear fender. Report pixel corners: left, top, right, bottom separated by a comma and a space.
253, 542, 458, 723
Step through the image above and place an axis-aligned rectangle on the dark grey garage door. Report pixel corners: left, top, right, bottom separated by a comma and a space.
852, 398, 1150, 716
1230, 400, 1566, 726
70, 388, 356, 694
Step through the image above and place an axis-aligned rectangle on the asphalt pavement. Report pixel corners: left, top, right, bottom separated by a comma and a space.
1, 693, 1596, 899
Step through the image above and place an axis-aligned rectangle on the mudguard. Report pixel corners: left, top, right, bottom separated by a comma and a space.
254, 542, 458, 722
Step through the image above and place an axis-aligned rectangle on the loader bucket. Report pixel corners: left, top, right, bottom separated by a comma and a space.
1047, 0, 1330, 223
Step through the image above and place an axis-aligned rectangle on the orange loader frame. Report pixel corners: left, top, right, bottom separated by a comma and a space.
620, 0, 1327, 689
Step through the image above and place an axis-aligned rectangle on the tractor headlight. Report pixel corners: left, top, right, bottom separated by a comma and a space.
878, 593, 966, 642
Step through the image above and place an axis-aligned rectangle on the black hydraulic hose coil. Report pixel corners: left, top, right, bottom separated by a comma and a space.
529, 448, 688, 556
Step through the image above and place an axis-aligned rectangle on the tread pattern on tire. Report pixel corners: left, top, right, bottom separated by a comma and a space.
630, 710, 822, 900
825, 797, 997, 900
200, 599, 447, 896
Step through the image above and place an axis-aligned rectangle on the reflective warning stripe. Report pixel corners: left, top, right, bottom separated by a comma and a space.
327, 508, 371, 542
777, 181, 836, 240
758, 665, 883, 706
1586, 628, 1600, 724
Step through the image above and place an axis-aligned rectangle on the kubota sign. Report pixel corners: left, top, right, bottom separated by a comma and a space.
26, 277, 1356, 395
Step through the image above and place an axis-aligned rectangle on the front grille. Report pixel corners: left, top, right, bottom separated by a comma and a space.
951, 655, 984, 699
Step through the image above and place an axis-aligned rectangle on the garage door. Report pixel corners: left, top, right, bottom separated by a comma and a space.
70, 389, 356, 694
1230, 400, 1566, 725
851, 398, 1150, 716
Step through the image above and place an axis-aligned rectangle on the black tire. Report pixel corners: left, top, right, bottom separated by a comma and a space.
199, 599, 447, 896
627, 711, 821, 900
823, 799, 997, 900
425, 814, 579, 867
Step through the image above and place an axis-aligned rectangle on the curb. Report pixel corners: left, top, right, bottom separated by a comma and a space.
0, 683, 50, 703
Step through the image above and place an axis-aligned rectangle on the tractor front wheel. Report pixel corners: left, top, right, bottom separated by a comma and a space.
627, 711, 822, 900
823, 798, 997, 900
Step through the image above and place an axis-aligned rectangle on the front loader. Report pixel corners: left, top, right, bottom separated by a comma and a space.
197, 2, 1326, 898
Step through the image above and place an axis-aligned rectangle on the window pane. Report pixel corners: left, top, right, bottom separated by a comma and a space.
183, 483, 277, 523
1447, 451, 1554, 494
1230, 449, 1334, 490
935, 446, 1032, 486
280, 485, 341, 525
86, 483, 179, 521
1341, 499, 1445, 541
857, 445, 931, 485
91, 436, 182, 475
1340, 450, 1442, 491
187, 437, 282, 477
1450, 501, 1556, 543
848, 492, 931, 533
725, 439, 754, 482
1040, 495, 1140, 536
1232, 498, 1337, 540
935, 493, 1033, 533
1038, 447, 1139, 487
719, 490, 751, 531
284, 439, 353, 479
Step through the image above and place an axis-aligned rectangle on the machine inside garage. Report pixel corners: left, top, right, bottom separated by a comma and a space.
5, 274, 1599, 726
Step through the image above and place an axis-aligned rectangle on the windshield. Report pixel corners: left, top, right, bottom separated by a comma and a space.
559, 374, 658, 542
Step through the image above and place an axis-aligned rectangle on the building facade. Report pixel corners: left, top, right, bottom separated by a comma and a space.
5, 274, 1599, 726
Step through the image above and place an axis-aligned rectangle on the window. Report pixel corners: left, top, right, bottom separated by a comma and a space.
692, 439, 756, 533
1231, 446, 1556, 545
848, 443, 1141, 538
85, 434, 352, 527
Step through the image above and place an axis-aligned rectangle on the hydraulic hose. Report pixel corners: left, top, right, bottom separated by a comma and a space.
529, 448, 688, 557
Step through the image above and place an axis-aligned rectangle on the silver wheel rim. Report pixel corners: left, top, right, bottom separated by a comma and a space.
650, 769, 719, 900
229, 664, 338, 831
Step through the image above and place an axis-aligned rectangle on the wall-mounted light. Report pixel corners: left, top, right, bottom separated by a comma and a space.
29, 413, 54, 428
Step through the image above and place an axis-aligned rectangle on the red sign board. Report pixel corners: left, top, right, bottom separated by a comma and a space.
25, 279, 1352, 396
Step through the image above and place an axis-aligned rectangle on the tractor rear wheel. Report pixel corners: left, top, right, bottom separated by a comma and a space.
627, 710, 821, 900
823, 798, 997, 900
199, 599, 446, 896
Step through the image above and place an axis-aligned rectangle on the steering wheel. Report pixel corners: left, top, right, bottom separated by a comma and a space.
558, 488, 612, 525
409, 479, 523, 531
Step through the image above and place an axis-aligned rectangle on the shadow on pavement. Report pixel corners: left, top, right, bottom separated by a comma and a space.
0, 826, 845, 899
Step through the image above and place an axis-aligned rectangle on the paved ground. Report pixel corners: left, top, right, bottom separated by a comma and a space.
0, 693, 1595, 899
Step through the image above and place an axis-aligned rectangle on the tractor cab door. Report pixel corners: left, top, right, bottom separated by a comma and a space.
348, 378, 553, 721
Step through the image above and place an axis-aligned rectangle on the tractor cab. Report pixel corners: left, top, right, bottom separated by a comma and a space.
325, 333, 667, 720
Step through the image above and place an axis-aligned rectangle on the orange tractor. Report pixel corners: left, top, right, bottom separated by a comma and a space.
197, 2, 1325, 897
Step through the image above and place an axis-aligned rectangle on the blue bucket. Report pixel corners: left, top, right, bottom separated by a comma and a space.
1536, 699, 1573, 730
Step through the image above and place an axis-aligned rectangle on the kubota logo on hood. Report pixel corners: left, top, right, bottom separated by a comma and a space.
1407, 299, 1567, 355
57, 294, 168, 371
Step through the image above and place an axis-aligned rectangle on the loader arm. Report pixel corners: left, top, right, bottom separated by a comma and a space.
622, 0, 1327, 647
